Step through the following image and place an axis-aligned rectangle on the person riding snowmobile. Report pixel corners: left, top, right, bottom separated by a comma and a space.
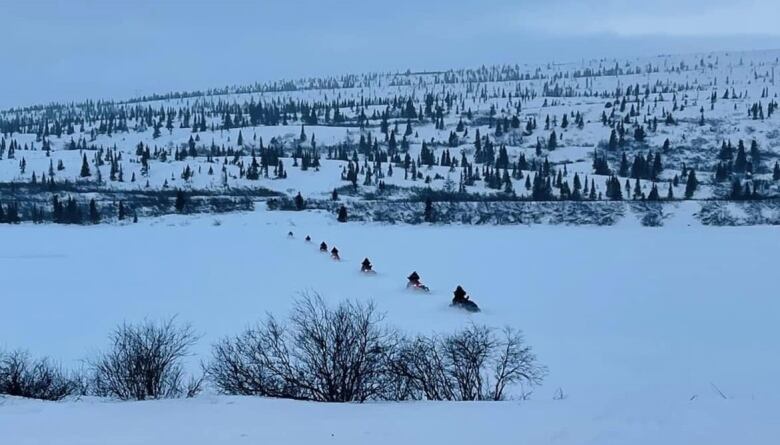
320, 242, 328, 252
305, 235, 311, 242
452, 285, 469, 304
451, 285, 480, 312
361, 258, 373, 273
331, 247, 340, 260
287, 231, 294, 238
406, 271, 429, 291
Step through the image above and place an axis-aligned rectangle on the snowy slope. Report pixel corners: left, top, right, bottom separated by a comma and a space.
1, 48, 779, 220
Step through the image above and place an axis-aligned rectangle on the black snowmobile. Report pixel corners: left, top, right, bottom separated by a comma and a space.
319, 242, 328, 252
330, 247, 341, 261
451, 285, 480, 312
406, 271, 430, 292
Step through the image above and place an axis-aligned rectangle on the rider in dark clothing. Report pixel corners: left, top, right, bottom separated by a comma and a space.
407, 271, 421, 286
452, 285, 469, 305
331, 247, 340, 260
305, 235, 311, 242
320, 242, 328, 252
451, 285, 479, 312
361, 258, 373, 272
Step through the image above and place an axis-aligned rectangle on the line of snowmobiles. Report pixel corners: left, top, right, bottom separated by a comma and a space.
405, 271, 480, 312
290, 231, 481, 313
406, 272, 478, 312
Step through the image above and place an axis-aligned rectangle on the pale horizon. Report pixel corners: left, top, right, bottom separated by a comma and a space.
4, 0, 780, 108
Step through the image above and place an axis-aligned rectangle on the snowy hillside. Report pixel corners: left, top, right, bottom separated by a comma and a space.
1, 49, 779, 226
2, 48, 780, 445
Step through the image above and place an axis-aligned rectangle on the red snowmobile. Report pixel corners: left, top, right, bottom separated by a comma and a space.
406, 271, 430, 292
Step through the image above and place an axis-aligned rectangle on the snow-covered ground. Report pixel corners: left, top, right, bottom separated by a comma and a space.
1, 209, 779, 443
2, 394, 776, 445
2, 47, 780, 443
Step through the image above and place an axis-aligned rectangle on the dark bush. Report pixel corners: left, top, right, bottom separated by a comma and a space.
207, 297, 546, 402
89, 318, 201, 400
206, 293, 396, 402
388, 325, 547, 401
0, 350, 81, 401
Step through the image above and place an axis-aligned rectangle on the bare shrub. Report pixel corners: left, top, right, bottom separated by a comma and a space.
89, 318, 201, 400
388, 325, 546, 401
0, 350, 81, 401
207, 296, 546, 403
206, 293, 396, 402
385, 335, 456, 400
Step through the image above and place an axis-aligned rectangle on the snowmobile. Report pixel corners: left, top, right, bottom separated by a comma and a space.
408, 282, 430, 292
331, 247, 341, 261
406, 271, 430, 292
452, 299, 480, 313
451, 285, 480, 312
305, 235, 312, 242
319, 242, 328, 252
360, 258, 376, 274
287, 231, 294, 238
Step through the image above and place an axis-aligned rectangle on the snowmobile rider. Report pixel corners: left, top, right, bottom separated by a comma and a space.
407, 271, 421, 287
305, 235, 311, 242
331, 247, 340, 260
361, 258, 373, 272
452, 285, 470, 305
320, 242, 328, 252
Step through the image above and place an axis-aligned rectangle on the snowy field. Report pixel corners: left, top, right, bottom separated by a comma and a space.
1, 209, 779, 444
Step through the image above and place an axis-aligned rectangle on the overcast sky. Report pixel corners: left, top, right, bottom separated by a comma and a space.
3, 0, 780, 108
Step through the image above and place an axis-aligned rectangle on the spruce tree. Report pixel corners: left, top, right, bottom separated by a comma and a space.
548, 131, 558, 150
750, 140, 761, 171
337, 205, 348, 223
294, 192, 305, 210
89, 199, 100, 224
684, 169, 698, 199
175, 190, 187, 213
424, 198, 434, 223
647, 183, 660, 201
608, 129, 618, 150
80, 154, 91, 177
